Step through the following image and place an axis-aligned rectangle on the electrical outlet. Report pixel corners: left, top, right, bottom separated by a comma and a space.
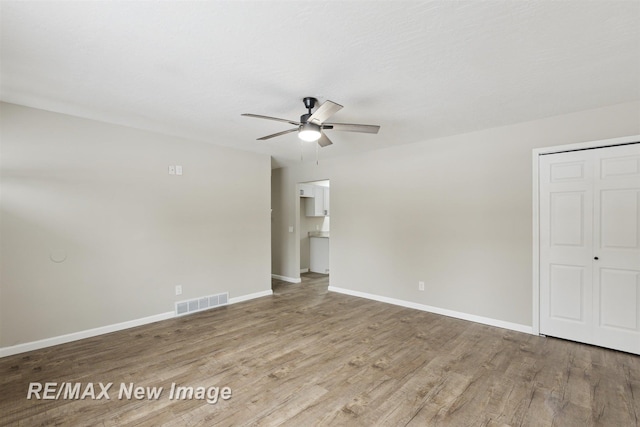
175, 285, 182, 296
175, 165, 183, 176
418, 281, 425, 291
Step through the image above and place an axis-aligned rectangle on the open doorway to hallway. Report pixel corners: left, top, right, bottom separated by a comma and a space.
298, 180, 330, 277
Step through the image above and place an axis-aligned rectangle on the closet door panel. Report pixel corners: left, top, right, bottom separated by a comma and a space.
593, 144, 640, 353
539, 151, 594, 344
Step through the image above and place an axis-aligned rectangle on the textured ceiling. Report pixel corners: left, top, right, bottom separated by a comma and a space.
1, 1, 639, 168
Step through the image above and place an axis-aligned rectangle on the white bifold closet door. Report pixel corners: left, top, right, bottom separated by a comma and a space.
540, 143, 640, 354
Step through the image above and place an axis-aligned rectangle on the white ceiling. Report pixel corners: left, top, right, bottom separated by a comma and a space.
1, 1, 639, 168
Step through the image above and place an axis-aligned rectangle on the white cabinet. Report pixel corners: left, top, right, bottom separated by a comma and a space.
310, 237, 330, 274
305, 186, 330, 217
299, 183, 314, 198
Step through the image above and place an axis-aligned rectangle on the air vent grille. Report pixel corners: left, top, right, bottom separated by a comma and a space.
175, 292, 229, 316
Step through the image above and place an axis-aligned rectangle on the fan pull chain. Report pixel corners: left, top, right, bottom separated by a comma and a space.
300, 140, 304, 162
316, 142, 320, 165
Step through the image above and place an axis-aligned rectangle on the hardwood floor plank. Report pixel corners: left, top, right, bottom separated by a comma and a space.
2, 272, 639, 426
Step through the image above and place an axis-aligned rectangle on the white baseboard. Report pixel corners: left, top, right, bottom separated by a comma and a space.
300, 268, 309, 274
0, 288, 273, 358
271, 274, 301, 284
328, 286, 534, 335
229, 289, 273, 304
0, 311, 174, 358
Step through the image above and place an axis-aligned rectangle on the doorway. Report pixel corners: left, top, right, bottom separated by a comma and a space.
298, 180, 330, 276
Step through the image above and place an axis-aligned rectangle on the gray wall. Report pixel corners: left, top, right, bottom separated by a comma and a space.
0, 103, 272, 347
271, 102, 640, 327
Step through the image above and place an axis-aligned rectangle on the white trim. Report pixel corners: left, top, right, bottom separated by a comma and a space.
0, 311, 174, 358
300, 268, 309, 274
0, 288, 274, 358
329, 286, 533, 335
229, 289, 273, 304
531, 135, 640, 337
533, 134, 639, 156
271, 274, 301, 284
532, 150, 540, 335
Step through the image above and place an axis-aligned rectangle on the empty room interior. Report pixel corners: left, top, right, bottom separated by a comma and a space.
1, 1, 640, 425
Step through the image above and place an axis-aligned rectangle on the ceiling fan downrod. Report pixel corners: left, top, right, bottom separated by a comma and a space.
300, 97, 318, 124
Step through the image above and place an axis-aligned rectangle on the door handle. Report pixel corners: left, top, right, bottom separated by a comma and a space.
594, 257, 599, 260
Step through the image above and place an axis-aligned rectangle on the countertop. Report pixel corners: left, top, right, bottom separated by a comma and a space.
308, 231, 330, 238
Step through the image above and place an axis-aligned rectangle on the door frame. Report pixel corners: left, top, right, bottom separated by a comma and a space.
532, 134, 640, 335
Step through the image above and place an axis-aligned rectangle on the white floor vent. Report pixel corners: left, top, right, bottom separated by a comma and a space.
175, 292, 229, 316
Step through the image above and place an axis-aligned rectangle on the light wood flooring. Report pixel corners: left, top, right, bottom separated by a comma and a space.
1, 273, 639, 426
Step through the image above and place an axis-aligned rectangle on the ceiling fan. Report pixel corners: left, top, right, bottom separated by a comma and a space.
242, 97, 380, 147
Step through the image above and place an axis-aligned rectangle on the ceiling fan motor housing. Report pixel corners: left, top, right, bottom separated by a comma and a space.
300, 113, 312, 124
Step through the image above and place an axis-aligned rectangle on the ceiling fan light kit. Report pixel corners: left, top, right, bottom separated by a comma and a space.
298, 122, 321, 142
242, 97, 380, 148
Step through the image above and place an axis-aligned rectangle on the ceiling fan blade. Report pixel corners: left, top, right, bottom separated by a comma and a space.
317, 133, 333, 147
256, 128, 298, 141
307, 100, 343, 125
242, 113, 300, 126
322, 123, 380, 134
